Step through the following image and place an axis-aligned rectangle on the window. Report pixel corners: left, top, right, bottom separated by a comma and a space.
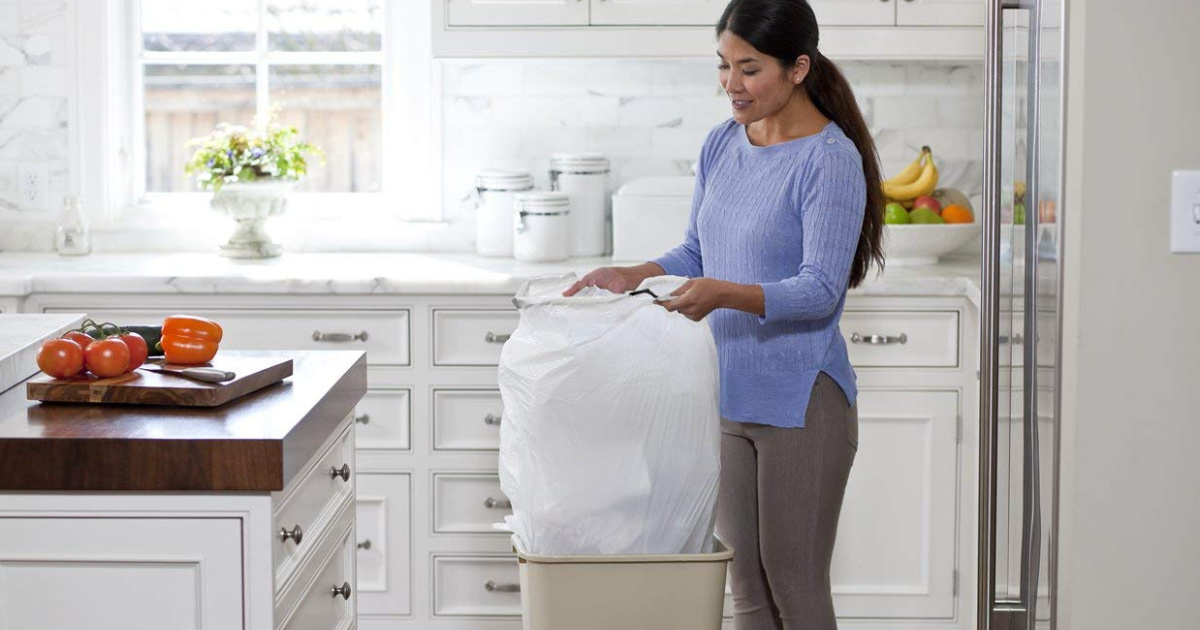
119, 0, 436, 220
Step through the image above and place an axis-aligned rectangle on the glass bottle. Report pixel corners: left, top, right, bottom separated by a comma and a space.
55, 195, 91, 256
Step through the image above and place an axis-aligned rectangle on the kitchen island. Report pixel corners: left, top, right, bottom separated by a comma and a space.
0, 319, 367, 630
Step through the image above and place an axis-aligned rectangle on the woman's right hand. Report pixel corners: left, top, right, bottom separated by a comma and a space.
563, 267, 631, 296
562, 263, 665, 297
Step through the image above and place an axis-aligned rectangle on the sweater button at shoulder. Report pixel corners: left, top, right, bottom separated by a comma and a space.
826, 137, 836, 145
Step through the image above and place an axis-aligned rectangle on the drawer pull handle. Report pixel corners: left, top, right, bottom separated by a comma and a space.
355, 413, 370, 425
357, 539, 372, 550
331, 464, 351, 482
280, 525, 303, 545
850, 332, 908, 345
485, 580, 520, 593
484, 331, 511, 344
484, 413, 502, 426
312, 330, 369, 343
999, 334, 1025, 345
484, 497, 512, 509
330, 582, 352, 600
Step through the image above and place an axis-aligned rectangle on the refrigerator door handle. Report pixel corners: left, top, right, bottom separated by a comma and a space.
981, 1, 1043, 629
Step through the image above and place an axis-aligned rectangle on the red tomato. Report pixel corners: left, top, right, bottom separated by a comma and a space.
37, 339, 85, 379
120, 332, 148, 372
62, 330, 94, 349
84, 338, 130, 378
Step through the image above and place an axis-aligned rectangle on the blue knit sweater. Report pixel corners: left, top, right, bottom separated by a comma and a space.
652, 118, 865, 428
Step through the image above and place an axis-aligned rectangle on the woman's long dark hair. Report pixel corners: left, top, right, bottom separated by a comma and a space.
718, 0, 885, 287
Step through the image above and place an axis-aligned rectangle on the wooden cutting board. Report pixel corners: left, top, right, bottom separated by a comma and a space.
26, 356, 294, 407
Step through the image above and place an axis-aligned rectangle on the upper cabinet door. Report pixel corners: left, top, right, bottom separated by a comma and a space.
447, 0, 589, 27
895, 0, 984, 26
589, 0, 726, 26
810, 0, 897, 26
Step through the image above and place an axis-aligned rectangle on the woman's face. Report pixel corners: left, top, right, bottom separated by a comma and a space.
717, 31, 807, 124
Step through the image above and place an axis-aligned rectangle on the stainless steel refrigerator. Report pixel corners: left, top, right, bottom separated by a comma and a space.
978, 0, 1065, 628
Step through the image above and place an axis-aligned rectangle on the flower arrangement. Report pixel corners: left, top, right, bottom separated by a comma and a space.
183, 122, 324, 192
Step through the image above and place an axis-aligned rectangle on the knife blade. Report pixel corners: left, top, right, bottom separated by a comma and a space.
139, 365, 236, 383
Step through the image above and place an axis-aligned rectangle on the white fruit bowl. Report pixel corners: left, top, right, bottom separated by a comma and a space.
884, 223, 981, 266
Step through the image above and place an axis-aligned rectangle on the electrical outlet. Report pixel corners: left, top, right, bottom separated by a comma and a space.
17, 163, 49, 211
1171, 170, 1200, 253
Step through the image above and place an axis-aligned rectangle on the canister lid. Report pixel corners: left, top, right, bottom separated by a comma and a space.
550, 152, 610, 174
514, 191, 571, 214
476, 169, 535, 191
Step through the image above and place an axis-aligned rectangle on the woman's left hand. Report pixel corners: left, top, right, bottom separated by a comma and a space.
659, 278, 734, 321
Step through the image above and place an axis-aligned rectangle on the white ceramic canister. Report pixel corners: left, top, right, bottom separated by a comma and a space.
513, 191, 571, 263
550, 152, 610, 257
475, 169, 535, 257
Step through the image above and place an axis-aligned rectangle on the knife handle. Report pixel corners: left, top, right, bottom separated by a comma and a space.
181, 368, 236, 383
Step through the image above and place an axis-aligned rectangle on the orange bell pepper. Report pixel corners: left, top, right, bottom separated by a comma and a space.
161, 315, 223, 364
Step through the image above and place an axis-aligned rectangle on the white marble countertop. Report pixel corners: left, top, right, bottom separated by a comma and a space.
0, 253, 981, 305
0, 314, 87, 394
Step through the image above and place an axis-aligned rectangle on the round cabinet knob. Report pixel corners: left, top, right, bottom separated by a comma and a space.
357, 539, 372, 550
330, 582, 352, 600
331, 464, 351, 482
280, 524, 303, 545
354, 413, 370, 425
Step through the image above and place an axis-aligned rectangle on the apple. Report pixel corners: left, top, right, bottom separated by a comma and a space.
912, 195, 942, 215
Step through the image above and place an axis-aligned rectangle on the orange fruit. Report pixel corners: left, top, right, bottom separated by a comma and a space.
942, 204, 974, 224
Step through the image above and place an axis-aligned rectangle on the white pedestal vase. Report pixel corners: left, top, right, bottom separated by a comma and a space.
209, 181, 295, 259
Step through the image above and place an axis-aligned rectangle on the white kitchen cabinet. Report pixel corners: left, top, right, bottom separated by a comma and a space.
590, 0, 727, 26
433, 0, 984, 57
447, 0, 589, 27
811, 0, 898, 26
21, 289, 977, 630
0, 517, 244, 629
831, 389, 960, 619
356, 472, 413, 617
897, 0, 984, 26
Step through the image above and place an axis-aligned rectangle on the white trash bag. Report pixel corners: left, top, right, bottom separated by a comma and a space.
496, 273, 721, 556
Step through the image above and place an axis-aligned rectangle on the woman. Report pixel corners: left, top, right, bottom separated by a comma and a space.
564, 0, 885, 627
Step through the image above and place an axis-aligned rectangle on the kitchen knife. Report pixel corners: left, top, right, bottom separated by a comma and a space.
139, 365, 236, 383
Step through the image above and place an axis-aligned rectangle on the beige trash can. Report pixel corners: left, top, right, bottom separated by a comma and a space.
514, 535, 734, 630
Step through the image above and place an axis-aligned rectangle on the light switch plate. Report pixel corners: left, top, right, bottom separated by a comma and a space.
1171, 170, 1200, 253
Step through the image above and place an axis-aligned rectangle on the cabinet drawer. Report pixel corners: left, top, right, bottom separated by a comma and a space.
432, 555, 521, 618
356, 472, 412, 617
43, 307, 411, 365
354, 388, 411, 450
433, 473, 511, 534
277, 509, 357, 630
273, 424, 356, 587
432, 309, 518, 366
433, 388, 504, 451
840, 310, 959, 368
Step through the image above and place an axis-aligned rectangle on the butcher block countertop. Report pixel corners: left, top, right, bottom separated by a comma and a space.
0, 350, 366, 492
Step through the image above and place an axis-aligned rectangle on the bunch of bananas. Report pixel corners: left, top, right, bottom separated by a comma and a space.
883, 146, 939, 204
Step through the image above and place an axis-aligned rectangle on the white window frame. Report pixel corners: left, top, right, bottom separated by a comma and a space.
75, 0, 441, 227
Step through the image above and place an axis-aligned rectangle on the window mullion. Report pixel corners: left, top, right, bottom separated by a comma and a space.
256, 0, 269, 129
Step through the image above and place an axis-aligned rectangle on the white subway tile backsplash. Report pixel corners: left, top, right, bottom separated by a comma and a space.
617, 96, 684, 128
19, 2, 66, 35
843, 63, 908, 97
17, 65, 65, 96
0, 36, 24, 65
651, 126, 707, 160
681, 95, 732, 129
871, 96, 940, 129
585, 127, 652, 157
441, 59, 983, 246
443, 62, 525, 97
0, 6, 20, 35
937, 96, 984, 128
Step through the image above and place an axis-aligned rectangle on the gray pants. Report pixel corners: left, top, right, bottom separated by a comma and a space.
717, 373, 859, 630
